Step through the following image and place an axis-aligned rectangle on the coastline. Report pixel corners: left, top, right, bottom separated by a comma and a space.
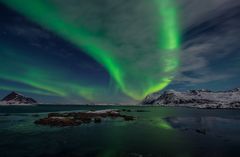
1, 103, 240, 110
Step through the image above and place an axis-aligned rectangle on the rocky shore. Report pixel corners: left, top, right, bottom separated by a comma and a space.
34, 109, 135, 127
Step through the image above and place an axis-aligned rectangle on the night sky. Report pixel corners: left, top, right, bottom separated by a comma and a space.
0, 0, 239, 104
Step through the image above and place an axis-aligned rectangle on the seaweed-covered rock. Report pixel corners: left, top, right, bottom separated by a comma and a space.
35, 109, 135, 127
122, 115, 135, 121
94, 117, 102, 123
34, 117, 81, 127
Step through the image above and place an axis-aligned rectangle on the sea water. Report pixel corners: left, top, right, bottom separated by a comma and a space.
0, 105, 240, 157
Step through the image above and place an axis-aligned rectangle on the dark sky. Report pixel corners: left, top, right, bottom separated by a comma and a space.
0, 0, 239, 104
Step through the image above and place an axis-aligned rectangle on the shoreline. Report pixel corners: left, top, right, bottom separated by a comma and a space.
0, 104, 240, 110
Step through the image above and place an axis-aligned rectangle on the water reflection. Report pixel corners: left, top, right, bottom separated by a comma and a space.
0, 106, 240, 157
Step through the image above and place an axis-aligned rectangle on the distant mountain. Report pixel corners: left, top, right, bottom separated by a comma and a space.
142, 88, 240, 109
0, 92, 37, 105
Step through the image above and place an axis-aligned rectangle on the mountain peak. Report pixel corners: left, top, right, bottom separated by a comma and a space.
1, 91, 37, 105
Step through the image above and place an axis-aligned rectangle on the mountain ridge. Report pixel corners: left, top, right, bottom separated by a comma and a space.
142, 88, 240, 109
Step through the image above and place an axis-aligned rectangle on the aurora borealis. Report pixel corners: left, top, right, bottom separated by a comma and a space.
0, 0, 180, 102
0, 0, 240, 103
1, 1, 240, 157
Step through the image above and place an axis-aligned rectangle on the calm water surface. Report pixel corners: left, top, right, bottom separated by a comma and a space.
0, 105, 240, 157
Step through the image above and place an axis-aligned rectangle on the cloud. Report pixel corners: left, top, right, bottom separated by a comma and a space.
173, 3, 240, 85
179, 0, 240, 29
55, 0, 240, 90
5, 24, 50, 40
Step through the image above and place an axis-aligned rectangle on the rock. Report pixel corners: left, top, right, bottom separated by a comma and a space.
48, 113, 68, 117
142, 88, 240, 109
195, 129, 207, 135
135, 110, 147, 112
79, 117, 92, 123
32, 114, 40, 117
35, 109, 136, 127
122, 115, 135, 121
35, 117, 81, 127
0, 92, 37, 105
94, 117, 102, 123
122, 109, 132, 112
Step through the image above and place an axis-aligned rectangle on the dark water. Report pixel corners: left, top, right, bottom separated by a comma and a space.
0, 105, 240, 157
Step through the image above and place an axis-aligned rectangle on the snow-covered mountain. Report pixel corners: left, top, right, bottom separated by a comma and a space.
0, 92, 37, 105
142, 88, 240, 109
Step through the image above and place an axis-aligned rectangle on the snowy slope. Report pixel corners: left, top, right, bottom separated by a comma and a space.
142, 88, 240, 108
0, 92, 37, 105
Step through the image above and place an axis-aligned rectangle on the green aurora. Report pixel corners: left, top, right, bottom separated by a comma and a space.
0, 0, 181, 101
0, 45, 101, 101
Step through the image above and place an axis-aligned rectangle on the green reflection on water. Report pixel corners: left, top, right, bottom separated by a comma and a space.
155, 119, 173, 130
